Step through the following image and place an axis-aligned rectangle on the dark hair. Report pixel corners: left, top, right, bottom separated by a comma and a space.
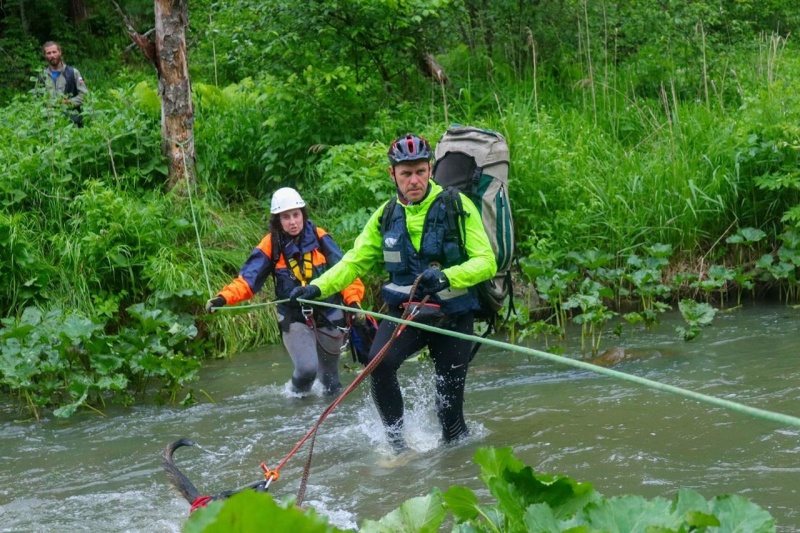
269, 206, 308, 235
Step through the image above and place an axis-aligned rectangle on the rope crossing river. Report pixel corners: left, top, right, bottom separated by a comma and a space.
218, 298, 800, 430
203, 296, 800, 508
181, 140, 800, 432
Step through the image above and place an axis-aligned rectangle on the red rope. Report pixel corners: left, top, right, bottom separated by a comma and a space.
190, 495, 213, 512
262, 290, 428, 505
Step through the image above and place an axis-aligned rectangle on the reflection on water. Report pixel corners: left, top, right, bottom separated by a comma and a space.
0, 304, 798, 531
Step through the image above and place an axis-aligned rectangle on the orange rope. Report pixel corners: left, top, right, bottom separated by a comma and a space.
261, 284, 428, 505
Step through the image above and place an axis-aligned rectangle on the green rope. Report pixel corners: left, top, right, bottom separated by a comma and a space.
179, 143, 213, 299
216, 297, 800, 429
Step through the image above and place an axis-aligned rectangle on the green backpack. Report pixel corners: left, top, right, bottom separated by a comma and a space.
432, 125, 515, 319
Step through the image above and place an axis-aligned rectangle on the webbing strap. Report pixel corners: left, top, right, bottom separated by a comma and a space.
287, 253, 313, 286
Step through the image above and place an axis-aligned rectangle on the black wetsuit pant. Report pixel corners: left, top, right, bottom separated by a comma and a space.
367, 310, 474, 451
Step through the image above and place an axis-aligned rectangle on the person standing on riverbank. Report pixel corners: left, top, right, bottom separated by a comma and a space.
206, 187, 365, 396
289, 133, 496, 453
37, 41, 88, 127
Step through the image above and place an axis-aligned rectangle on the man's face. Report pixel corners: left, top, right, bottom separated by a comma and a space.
390, 160, 432, 203
44, 45, 62, 69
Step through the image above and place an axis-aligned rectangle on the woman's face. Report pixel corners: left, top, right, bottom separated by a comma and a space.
279, 208, 304, 236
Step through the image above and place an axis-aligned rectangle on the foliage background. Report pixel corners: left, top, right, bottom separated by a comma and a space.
1, 0, 800, 415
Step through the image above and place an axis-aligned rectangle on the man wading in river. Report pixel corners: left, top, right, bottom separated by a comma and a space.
289, 133, 496, 454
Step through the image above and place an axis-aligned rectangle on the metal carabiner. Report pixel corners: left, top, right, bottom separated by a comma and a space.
260, 462, 280, 489
340, 338, 351, 354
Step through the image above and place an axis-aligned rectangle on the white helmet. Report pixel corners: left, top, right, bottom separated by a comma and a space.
270, 187, 306, 214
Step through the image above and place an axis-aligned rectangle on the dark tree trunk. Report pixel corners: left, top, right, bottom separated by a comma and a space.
154, 0, 195, 191
20, 0, 29, 34
69, 0, 89, 24
419, 53, 449, 85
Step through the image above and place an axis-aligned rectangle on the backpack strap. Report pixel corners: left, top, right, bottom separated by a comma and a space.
63, 66, 79, 98
440, 187, 468, 256
379, 197, 398, 235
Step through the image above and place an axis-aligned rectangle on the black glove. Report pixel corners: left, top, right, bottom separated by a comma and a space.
289, 284, 321, 303
348, 301, 366, 325
205, 295, 226, 313
417, 268, 450, 296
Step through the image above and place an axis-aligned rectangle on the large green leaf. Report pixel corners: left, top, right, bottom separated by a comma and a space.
360, 493, 445, 533
522, 503, 561, 532
53, 390, 88, 418
710, 494, 775, 533
672, 488, 719, 527
441, 485, 481, 521
577, 495, 682, 531
477, 448, 597, 520
184, 491, 345, 533
474, 447, 525, 480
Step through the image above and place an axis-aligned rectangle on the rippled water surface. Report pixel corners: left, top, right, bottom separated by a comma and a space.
1, 304, 798, 531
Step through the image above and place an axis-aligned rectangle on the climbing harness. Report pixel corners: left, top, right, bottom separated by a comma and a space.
400, 301, 444, 322
301, 304, 350, 356
287, 253, 314, 286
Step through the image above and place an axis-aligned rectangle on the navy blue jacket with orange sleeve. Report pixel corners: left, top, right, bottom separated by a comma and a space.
217, 221, 363, 319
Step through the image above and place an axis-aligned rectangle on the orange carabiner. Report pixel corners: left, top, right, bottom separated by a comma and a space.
260, 462, 280, 483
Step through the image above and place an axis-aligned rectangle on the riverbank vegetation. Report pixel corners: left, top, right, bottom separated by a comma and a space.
1, 1, 800, 418
184, 446, 776, 532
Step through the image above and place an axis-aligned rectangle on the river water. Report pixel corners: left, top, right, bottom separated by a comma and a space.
1, 303, 798, 532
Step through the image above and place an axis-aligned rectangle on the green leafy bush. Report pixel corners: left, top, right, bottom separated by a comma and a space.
0, 212, 53, 311
0, 298, 206, 420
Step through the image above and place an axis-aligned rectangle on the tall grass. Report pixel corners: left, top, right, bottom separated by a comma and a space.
426, 35, 800, 268
3, 28, 799, 359
0, 82, 286, 355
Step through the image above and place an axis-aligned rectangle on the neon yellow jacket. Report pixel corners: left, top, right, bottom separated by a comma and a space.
312, 182, 497, 300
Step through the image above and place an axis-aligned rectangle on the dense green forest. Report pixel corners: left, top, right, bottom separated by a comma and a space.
1, 0, 800, 418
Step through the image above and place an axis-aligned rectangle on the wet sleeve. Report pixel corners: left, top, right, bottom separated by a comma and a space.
341, 277, 365, 305
440, 194, 497, 289
316, 228, 365, 304
311, 207, 386, 299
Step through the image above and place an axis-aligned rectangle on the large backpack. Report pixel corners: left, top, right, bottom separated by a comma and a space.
432, 125, 514, 320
